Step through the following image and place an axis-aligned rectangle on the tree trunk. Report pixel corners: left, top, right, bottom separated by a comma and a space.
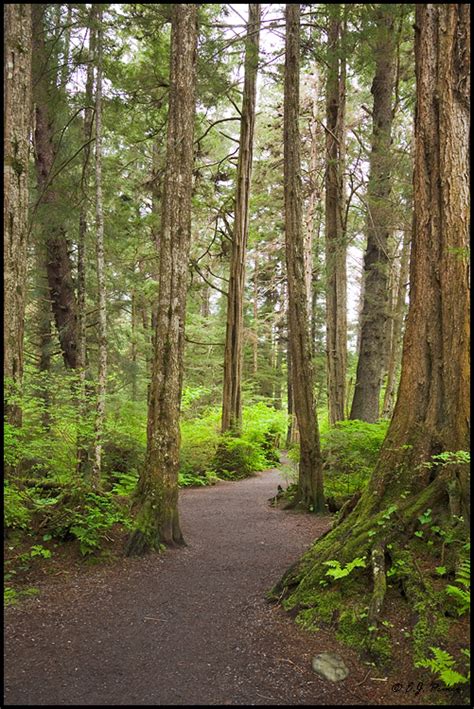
4, 3, 32, 427
221, 4, 261, 434
272, 3, 470, 653
350, 6, 397, 422
35, 244, 53, 431
125, 4, 198, 556
304, 69, 322, 327
92, 6, 107, 486
284, 4, 324, 513
32, 4, 79, 371
325, 5, 347, 425
76, 8, 96, 477
381, 226, 411, 418
252, 253, 259, 376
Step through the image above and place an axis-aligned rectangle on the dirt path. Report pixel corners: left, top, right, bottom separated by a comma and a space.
5, 468, 380, 706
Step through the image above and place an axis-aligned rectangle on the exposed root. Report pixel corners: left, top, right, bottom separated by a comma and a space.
367, 543, 386, 628
124, 529, 152, 557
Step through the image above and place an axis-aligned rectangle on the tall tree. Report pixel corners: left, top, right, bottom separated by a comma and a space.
125, 4, 198, 555
4, 4, 32, 427
381, 225, 410, 418
76, 7, 96, 476
272, 1, 470, 634
221, 4, 261, 434
92, 5, 107, 484
325, 4, 347, 425
284, 4, 324, 512
350, 5, 397, 422
32, 4, 80, 371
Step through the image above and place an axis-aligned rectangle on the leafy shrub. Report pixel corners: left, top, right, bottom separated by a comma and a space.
213, 434, 267, 479
110, 470, 139, 497
179, 404, 286, 483
4, 422, 22, 469
4, 481, 31, 531
178, 469, 219, 487
180, 407, 221, 478
286, 419, 388, 509
241, 403, 287, 466
67, 491, 132, 555
321, 419, 388, 507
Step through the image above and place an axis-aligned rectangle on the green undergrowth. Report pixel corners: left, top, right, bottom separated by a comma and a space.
180, 402, 286, 485
271, 456, 470, 703
283, 419, 389, 510
5, 381, 287, 596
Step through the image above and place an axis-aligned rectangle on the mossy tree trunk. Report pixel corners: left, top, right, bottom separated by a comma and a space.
125, 4, 198, 556
273, 0, 470, 639
221, 4, 261, 435
284, 4, 324, 513
4, 4, 32, 428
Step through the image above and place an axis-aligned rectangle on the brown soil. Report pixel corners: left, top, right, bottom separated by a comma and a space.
3, 468, 465, 705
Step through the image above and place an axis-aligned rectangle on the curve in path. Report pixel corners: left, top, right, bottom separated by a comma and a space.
5, 468, 370, 706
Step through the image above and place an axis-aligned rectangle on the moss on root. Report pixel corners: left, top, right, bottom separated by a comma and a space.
124, 492, 184, 556
270, 481, 470, 673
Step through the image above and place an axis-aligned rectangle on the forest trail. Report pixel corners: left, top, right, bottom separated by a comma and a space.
5, 468, 374, 706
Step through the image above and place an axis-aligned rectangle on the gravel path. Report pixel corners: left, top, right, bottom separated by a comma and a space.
4, 468, 375, 706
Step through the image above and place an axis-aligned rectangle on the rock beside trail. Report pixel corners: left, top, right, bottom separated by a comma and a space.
311, 653, 349, 682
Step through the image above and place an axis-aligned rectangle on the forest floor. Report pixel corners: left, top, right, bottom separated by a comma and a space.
4, 465, 449, 706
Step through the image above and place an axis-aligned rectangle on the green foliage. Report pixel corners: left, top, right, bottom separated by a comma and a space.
110, 471, 139, 497
180, 407, 221, 478
305, 419, 390, 508
180, 404, 286, 483
323, 556, 367, 581
4, 422, 22, 468
445, 559, 470, 615
29, 544, 52, 559
4, 586, 18, 607
67, 491, 132, 555
4, 481, 31, 530
416, 646, 470, 687
178, 469, 219, 487
181, 385, 212, 413
421, 450, 470, 468
4, 585, 40, 608
214, 434, 267, 480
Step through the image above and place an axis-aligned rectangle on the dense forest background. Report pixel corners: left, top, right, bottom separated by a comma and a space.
4, 3, 470, 698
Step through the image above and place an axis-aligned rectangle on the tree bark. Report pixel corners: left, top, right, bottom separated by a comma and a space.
4, 3, 32, 427
381, 226, 411, 419
76, 8, 96, 477
32, 4, 79, 371
125, 4, 198, 555
284, 4, 324, 512
350, 5, 397, 422
92, 5, 107, 485
221, 4, 261, 434
273, 3, 470, 628
325, 5, 347, 425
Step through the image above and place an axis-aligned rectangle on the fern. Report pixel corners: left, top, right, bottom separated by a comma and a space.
446, 558, 470, 615
323, 556, 367, 580
416, 646, 470, 687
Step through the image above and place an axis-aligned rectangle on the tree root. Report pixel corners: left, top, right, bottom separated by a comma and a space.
367, 543, 386, 628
